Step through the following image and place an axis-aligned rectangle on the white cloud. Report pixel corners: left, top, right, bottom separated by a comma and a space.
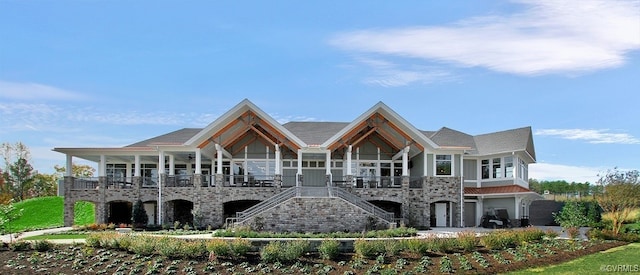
535, 129, 640, 144
0, 80, 87, 101
529, 162, 605, 183
330, 0, 640, 76
353, 57, 456, 87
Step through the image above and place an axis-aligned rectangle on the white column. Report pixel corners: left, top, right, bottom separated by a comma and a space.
402, 146, 409, 176
325, 150, 331, 175
216, 144, 223, 175
460, 154, 465, 227
125, 163, 132, 179
297, 149, 303, 175
169, 155, 175, 176
515, 196, 522, 219
266, 146, 270, 177
158, 151, 165, 175
158, 150, 164, 227
275, 144, 281, 175
65, 155, 73, 177
134, 155, 141, 177
346, 145, 352, 176
195, 148, 202, 174
99, 155, 106, 177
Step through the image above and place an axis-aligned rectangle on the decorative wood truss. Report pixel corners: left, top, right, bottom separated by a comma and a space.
198, 110, 300, 156
328, 113, 423, 158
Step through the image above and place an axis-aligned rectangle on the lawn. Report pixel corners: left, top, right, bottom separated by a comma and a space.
4, 196, 94, 233
510, 243, 640, 274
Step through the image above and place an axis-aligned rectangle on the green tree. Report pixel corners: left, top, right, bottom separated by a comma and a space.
54, 163, 95, 178
1, 142, 35, 201
30, 173, 58, 197
553, 200, 589, 228
131, 199, 148, 229
0, 200, 23, 235
596, 168, 640, 234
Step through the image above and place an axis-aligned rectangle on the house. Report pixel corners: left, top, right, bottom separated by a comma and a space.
54, 99, 541, 232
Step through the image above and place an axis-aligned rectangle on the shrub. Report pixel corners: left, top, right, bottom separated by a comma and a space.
229, 238, 252, 256
182, 240, 207, 259
514, 227, 546, 243
318, 239, 341, 260
354, 240, 385, 259
32, 240, 54, 252
156, 237, 184, 258
9, 240, 30, 251
481, 230, 515, 250
260, 240, 310, 263
404, 239, 429, 255
131, 199, 148, 229
457, 231, 479, 252
425, 237, 457, 253
382, 239, 404, 257
206, 239, 231, 258
129, 236, 156, 255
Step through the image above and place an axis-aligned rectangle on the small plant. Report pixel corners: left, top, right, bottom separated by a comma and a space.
439, 255, 454, 273
318, 239, 341, 260
9, 240, 31, 251
354, 239, 385, 259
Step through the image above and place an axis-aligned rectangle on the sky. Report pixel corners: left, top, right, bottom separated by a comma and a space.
1, 0, 639, 184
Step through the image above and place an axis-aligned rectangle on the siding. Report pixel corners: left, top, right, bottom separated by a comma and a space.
463, 159, 477, 180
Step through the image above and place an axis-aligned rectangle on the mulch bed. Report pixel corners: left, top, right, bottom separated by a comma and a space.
0, 239, 627, 274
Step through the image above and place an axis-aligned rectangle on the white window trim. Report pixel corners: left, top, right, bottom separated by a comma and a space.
434, 154, 454, 177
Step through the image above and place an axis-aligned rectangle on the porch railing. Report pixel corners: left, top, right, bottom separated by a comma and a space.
106, 177, 133, 189
222, 174, 276, 187
332, 176, 403, 189
166, 175, 193, 187
72, 177, 99, 190
141, 177, 157, 188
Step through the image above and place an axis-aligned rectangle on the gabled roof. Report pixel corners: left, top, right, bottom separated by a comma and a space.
127, 128, 202, 147
184, 99, 306, 150
283, 122, 349, 146
472, 126, 535, 161
322, 101, 439, 152
426, 127, 476, 149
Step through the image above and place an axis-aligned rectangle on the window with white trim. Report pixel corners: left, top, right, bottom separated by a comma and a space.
492, 158, 501, 178
435, 154, 452, 176
504, 157, 514, 178
481, 159, 490, 179
519, 159, 528, 180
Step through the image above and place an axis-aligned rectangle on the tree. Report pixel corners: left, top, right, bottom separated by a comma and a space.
54, 163, 95, 178
1, 142, 35, 201
595, 168, 640, 234
0, 200, 23, 235
131, 199, 148, 229
30, 173, 58, 197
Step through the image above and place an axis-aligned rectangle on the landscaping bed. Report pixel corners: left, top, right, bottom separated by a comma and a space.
0, 236, 626, 274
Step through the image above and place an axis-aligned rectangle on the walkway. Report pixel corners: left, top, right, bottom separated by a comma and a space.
0, 226, 579, 244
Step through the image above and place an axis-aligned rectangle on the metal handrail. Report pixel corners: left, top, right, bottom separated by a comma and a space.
235, 187, 297, 222
331, 187, 395, 223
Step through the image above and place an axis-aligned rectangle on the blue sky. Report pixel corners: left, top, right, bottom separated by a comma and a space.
1, 0, 639, 183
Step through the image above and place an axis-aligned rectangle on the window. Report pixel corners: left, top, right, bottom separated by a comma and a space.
504, 157, 514, 178
436, 155, 452, 176
492, 158, 501, 178
519, 159, 528, 180
481, 159, 490, 179
106, 164, 126, 179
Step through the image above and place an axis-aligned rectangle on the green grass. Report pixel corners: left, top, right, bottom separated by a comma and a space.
508, 243, 640, 274
5, 196, 95, 233
22, 233, 89, 240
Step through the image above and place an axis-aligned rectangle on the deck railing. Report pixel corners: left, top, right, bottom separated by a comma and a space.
106, 177, 133, 189
72, 177, 99, 190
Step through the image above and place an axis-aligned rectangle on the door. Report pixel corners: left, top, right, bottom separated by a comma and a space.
464, 202, 476, 227
435, 203, 447, 227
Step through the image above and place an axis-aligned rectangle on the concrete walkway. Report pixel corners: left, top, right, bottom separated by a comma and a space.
1, 226, 578, 244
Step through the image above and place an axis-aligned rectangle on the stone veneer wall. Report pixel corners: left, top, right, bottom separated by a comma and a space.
239, 197, 393, 233
64, 175, 463, 230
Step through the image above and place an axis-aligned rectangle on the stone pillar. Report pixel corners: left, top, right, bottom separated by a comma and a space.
63, 176, 74, 227
401, 175, 410, 226
97, 176, 107, 224
274, 174, 282, 190
215, 174, 224, 189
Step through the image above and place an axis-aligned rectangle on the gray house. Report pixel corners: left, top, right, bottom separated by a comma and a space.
54, 99, 541, 232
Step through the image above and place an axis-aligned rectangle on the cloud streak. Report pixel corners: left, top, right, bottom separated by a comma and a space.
0, 80, 88, 101
536, 129, 640, 144
330, 0, 640, 76
529, 162, 604, 183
